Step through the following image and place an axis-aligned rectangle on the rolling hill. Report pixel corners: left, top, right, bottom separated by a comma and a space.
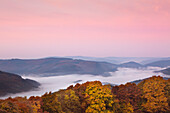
1, 57, 170, 77
0, 71, 40, 97
157, 68, 170, 75
0, 58, 117, 76
118, 61, 144, 68
145, 60, 170, 67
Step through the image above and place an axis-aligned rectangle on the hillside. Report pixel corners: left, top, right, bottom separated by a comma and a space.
67, 56, 170, 64
145, 60, 170, 67
158, 68, 170, 75
0, 58, 117, 76
1, 57, 170, 77
0, 71, 40, 97
118, 61, 143, 68
0, 76, 169, 113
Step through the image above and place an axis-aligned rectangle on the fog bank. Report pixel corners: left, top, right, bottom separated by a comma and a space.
0, 67, 167, 99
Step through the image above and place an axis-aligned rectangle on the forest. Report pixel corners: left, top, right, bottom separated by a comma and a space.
0, 76, 169, 113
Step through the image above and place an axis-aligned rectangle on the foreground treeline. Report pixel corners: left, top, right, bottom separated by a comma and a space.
0, 76, 169, 113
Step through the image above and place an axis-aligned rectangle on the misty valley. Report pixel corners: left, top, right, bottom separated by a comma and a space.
0, 57, 170, 99
0, 57, 170, 113
1, 67, 167, 99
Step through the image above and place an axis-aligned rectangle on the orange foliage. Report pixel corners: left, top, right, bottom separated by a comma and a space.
0, 76, 169, 113
138, 76, 169, 113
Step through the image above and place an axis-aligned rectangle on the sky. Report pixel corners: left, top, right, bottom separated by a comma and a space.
0, 0, 170, 58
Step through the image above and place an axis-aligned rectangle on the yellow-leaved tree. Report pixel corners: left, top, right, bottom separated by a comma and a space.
84, 82, 120, 113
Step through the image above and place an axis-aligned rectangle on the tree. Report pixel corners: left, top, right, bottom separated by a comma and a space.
41, 92, 62, 113
84, 82, 120, 113
29, 96, 42, 113
138, 76, 169, 113
57, 89, 81, 113
164, 79, 170, 107
0, 97, 33, 113
0, 100, 20, 113
112, 83, 142, 112
73, 81, 102, 111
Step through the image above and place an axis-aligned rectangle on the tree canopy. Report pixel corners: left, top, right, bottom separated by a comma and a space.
0, 76, 169, 113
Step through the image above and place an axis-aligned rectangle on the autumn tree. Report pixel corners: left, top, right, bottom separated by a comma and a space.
41, 92, 62, 113
0, 100, 20, 113
56, 89, 81, 113
138, 76, 169, 113
29, 96, 42, 113
164, 79, 170, 107
112, 83, 142, 112
73, 81, 102, 111
0, 97, 33, 113
84, 82, 120, 113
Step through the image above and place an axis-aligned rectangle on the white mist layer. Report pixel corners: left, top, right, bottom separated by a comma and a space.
0, 67, 167, 99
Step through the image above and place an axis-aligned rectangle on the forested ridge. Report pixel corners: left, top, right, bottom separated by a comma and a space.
0, 76, 169, 113
0, 71, 40, 96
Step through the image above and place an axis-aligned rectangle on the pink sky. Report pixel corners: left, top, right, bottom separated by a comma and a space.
0, 0, 170, 58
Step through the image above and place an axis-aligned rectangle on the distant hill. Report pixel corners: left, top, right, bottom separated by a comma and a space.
157, 68, 170, 75
141, 57, 170, 64
65, 56, 120, 64
0, 71, 40, 97
66, 56, 170, 65
1, 57, 169, 77
0, 58, 117, 76
66, 56, 159, 64
145, 60, 170, 67
118, 61, 144, 68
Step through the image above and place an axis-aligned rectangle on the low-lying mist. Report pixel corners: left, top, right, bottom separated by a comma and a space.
0, 67, 167, 99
